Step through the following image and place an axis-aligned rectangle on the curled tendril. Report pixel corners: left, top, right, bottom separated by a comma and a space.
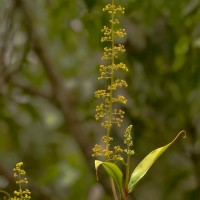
171, 130, 186, 144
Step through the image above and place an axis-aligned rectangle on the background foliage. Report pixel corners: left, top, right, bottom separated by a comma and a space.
0, 0, 200, 199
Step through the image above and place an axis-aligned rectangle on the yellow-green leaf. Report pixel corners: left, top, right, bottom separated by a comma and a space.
94, 160, 103, 181
128, 131, 186, 193
95, 160, 125, 198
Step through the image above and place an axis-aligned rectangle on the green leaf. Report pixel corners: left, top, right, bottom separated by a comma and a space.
95, 160, 124, 198
94, 160, 103, 181
128, 131, 186, 193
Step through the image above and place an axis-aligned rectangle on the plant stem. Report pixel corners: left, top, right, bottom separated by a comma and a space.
124, 148, 130, 195
106, 1, 121, 199
110, 177, 119, 200
106, 0, 115, 152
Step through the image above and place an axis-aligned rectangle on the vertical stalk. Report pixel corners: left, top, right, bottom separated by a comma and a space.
110, 177, 119, 200
106, 0, 115, 152
19, 174, 22, 199
124, 147, 130, 195
106, 1, 120, 199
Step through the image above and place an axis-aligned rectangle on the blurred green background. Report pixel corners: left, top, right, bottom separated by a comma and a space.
0, 0, 200, 199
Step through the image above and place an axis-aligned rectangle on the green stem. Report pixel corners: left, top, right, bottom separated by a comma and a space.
110, 178, 119, 200
124, 148, 130, 195
106, 1, 120, 199
19, 174, 22, 199
106, 0, 115, 152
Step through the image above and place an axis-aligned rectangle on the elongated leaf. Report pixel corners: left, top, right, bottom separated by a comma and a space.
95, 160, 103, 181
128, 131, 186, 193
95, 160, 124, 197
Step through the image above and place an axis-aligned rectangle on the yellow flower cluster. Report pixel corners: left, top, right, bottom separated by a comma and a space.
95, 10, 127, 128
95, 90, 110, 98
101, 26, 112, 42
101, 26, 126, 42
108, 79, 128, 90
103, 4, 125, 14
92, 137, 124, 161
114, 28, 126, 37
11, 162, 31, 200
98, 63, 128, 79
110, 19, 120, 25
102, 44, 125, 60
93, 0, 128, 161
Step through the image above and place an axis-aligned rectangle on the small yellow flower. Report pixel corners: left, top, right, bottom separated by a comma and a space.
11, 162, 31, 200
114, 28, 126, 37
110, 19, 120, 25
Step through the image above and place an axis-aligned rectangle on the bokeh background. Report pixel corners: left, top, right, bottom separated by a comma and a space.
0, 0, 200, 199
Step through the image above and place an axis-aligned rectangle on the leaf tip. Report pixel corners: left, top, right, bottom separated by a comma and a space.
178, 130, 187, 139
95, 160, 102, 181
172, 130, 187, 144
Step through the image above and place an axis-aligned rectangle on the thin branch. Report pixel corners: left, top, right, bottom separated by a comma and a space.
9, 79, 51, 99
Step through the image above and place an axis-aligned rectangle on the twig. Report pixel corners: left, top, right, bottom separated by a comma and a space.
9, 79, 51, 100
